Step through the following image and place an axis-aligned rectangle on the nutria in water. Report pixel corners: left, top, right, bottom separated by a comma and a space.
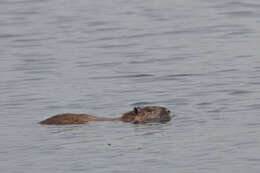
40, 106, 171, 125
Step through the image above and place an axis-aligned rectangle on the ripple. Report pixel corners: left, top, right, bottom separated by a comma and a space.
162, 24, 246, 36
77, 62, 122, 68
92, 36, 119, 42
229, 90, 253, 95
0, 33, 22, 39
164, 98, 189, 106
128, 57, 178, 64
0, 0, 50, 4
166, 74, 201, 77
221, 11, 260, 18
160, 73, 202, 81
92, 32, 158, 42
12, 10, 41, 15
14, 38, 46, 42
45, 105, 64, 110
247, 122, 260, 127
197, 102, 212, 106
87, 21, 110, 27
215, 69, 239, 73
247, 104, 260, 110
207, 109, 222, 113
93, 74, 154, 80
93, 27, 124, 32
130, 102, 157, 107
98, 43, 137, 49
124, 32, 158, 39
215, 89, 253, 96
212, 2, 260, 9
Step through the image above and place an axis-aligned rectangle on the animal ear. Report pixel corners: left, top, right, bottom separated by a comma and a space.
134, 107, 139, 114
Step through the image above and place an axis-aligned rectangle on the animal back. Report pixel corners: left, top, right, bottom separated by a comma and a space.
40, 113, 92, 125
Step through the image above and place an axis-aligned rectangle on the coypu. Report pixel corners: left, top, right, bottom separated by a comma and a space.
40, 106, 171, 125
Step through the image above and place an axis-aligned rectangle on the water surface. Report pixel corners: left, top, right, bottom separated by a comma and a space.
1, 0, 260, 172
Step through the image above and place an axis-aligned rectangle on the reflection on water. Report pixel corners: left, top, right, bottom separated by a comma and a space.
1, 0, 260, 172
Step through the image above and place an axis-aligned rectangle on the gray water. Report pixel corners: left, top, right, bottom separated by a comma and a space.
1, 0, 260, 172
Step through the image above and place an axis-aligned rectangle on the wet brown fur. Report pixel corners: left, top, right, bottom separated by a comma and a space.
40, 106, 171, 125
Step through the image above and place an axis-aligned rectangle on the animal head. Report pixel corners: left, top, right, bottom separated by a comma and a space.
121, 106, 171, 123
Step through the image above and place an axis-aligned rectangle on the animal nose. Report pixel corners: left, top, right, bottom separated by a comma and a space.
160, 114, 171, 122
